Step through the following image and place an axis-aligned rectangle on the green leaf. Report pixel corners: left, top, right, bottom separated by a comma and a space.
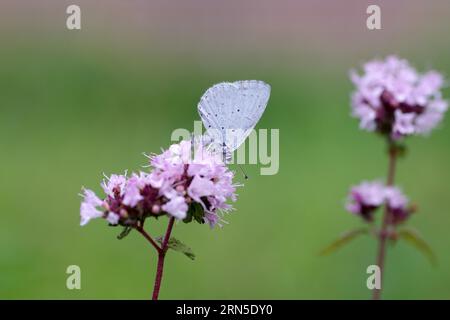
398, 227, 437, 266
320, 227, 369, 256
156, 236, 195, 260
117, 226, 132, 240
183, 202, 204, 224
182, 210, 193, 223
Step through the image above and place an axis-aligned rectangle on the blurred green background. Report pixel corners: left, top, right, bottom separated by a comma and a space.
1, 0, 450, 299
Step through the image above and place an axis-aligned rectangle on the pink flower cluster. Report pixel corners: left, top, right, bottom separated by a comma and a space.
350, 56, 448, 139
346, 180, 412, 224
80, 140, 237, 228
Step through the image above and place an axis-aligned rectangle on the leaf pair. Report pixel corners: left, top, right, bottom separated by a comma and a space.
321, 226, 437, 266
116, 226, 195, 260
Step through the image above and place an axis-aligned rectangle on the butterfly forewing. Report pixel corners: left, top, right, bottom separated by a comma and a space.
198, 80, 270, 153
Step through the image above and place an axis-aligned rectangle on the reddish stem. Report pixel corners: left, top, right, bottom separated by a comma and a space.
373, 144, 397, 300
136, 225, 161, 254
151, 217, 175, 300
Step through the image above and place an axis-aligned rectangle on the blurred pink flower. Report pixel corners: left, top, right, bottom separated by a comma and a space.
346, 181, 386, 221
385, 186, 411, 224
350, 55, 447, 139
346, 180, 412, 224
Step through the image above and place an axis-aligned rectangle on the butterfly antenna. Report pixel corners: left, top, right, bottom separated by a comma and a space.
238, 165, 249, 180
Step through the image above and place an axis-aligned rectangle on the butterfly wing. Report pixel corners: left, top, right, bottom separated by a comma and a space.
197, 80, 270, 152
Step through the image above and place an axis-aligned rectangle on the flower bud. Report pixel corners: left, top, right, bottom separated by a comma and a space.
152, 204, 161, 214
120, 208, 128, 219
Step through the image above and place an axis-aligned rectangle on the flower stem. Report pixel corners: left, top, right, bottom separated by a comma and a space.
373, 144, 398, 300
151, 217, 175, 300
136, 225, 161, 253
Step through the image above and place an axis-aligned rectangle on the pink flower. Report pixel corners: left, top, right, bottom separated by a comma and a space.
150, 139, 237, 227
204, 212, 220, 228
385, 186, 408, 209
187, 175, 215, 203
80, 139, 238, 229
350, 56, 447, 139
101, 174, 127, 198
346, 180, 413, 224
346, 181, 386, 221
393, 110, 415, 137
122, 173, 145, 207
106, 212, 120, 225
82, 188, 103, 207
80, 188, 104, 226
162, 196, 188, 220
385, 186, 411, 224
415, 100, 448, 135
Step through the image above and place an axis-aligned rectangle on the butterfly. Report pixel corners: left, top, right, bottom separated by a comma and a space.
195, 80, 271, 164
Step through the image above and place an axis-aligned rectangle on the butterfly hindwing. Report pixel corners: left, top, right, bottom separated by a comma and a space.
197, 80, 270, 152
